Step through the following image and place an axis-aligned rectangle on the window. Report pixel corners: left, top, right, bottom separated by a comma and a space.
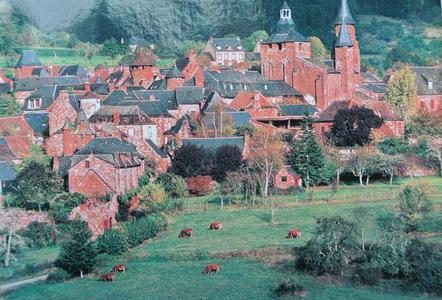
224, 54, 228, 60
218, 54, 222, 60
232, 53, 236, 60
428, 81, 433, 90
128, 128, 134, 137
281, 176, 288, 182
239, 53, 243, 60
28, 99, 42, 109
264, 84, 268, 90
85, 161, 90, 168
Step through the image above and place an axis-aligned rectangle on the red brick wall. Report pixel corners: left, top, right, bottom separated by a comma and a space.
418, 94, 441, 113
131, 65, 160, 87
274, 167, 302, 190
166, 78, 184, 90
48, 92, 78, 135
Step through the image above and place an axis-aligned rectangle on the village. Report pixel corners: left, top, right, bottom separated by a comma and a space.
0, 0, 441, 299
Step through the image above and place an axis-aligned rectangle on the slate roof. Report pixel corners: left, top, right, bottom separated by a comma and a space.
165, 65, 184, 79
0, 138, 18, 161
23, 85, 60, 111
167, 113, 196, 134
335, 18, 353, 47
410, 67, 442, 95
279, 104, 318, 117
93, 105, 150, 118
90, 83, 109, 95
133, 90, 177, 111
361, 83, 388, 94
0, 161, 17, 181
59, 65, 88, 81
176, 87, 204, 105
245, 52, 261, 61
76, 137, 138, 155
209, 38, 244, 52
15, 76, 82, 92
102, 90, 131, 105
24, 112, 49, 135
335, 0, 355, 25
182, 136, 245, 153
148, 79, 167, 90
303, 58, 339, 73
145, 139, 167, 158
31, 67, 49, 77
204, 70, 302, 99
16, 50, 42, 67
176, 57, 190, 72
202, 111, 250, 130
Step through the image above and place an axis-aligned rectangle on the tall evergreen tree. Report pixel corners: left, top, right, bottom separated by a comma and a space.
55, 223, 97, 278
291, 112, 326, 188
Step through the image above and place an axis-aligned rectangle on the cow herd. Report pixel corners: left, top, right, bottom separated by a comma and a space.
99, 221, 302, 282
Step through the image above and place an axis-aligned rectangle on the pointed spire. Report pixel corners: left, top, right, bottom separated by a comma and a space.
281, 1, 290, 10
335, 16, 353, 47
335, 0, 355, 25
165, 65, 184, 79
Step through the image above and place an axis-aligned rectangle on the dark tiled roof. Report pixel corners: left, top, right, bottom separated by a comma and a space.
23, 85, 60, 111
318, 100, 351, 122
160, 68, 171, 76
202, 111, 250, 129
93, 105, 149, 118
176, 57, 190, 72
183, 77, 196, 87
31, 67, 48, 77
279, 104, 318, 116
263, 30, 308, 44
165, 65, 184, 79
24, 112, 49, 135
335, 21, 353, 47
209, 38, 244, 52
90, 83, 109, 95
76, 137, 138, 155
59, 65, 88, 81
148, 79, 167, 90
167, 113, 196, 134
303, 58, 338, 73
0, 161, 17, 181
15, 76, 82, 92
69, 95, 81, 112
410, 67, 442, 95
102, 90, 130, 105
182, 136, 245, 153
361, 83, 388, 93
145, 139, 167, 158
58, 156, 72, 176
245, 52, 261, 61
361, 72, 382, 83
0, 83, 10, 94
176, 87, 204, 105
131, 51, 156, 66
16, 50, 42, 67
133, 90, 177, 111
335, 0, 355, 25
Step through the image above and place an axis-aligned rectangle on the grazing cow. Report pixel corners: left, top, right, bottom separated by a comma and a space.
209, 222, 223, 230
178, 228, 193, 239
286, 229, 302, 239
203, 263, 220, 274
112, 264, 126, 273
99, 272, 115, 283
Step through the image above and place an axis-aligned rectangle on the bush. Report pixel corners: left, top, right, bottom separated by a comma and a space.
155, 173, 187, 198
123, 214, 167, 248
46, 269, 71, 283
186, 176, 214, 196
274, 278, 305, 297
138, 183, 166, 214
49, 193, 86, 224
398, 182, 433, 232
163, 198, 184, 214
172, 144, 212, 177
96, 228, 128, 255
18, 221, 56, 248
354, 261, 383, 285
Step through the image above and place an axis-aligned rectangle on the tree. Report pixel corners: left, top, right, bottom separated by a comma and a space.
248, 126, 285, 198
212, 145, 243, 182
291, 113, 326, 188
328, 106, 384, 147
74, 41, 103, 59
384, 66, 417, 123
324, 146, 346, 186
347, 147, 377, 187
398, 181, 433, 232
48, 193, 87, 224
10, 161, 63, 211
155, 173, 187, 198
56, 223, 97, 278
22, 144, 51, 168
351, 207, 374, 252
308, 36, 327, 59
0, 95, 20, 117
100, 38, 129, 58
172, 144, 212, 178
380, 154, 405, 185
243, 30, 269, 52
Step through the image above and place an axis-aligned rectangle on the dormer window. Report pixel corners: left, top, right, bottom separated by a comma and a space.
28, 98, 41, 109
243, 84, 248, 91
428, 81, 433, 90
264, 84, 268, 90
216, 45, 221, 50
85, 161, 90, 168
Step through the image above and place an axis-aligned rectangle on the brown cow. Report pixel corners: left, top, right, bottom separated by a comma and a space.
203, 263, 220, 274
112, 264, 126, 273
178, 228, 193, 239
209, 222, 223, 230
286, 229, 302, 239
99, 272, 115, 283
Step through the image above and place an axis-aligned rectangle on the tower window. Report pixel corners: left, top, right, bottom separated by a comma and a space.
85, 161, 90, 168
428, 81, 433, 90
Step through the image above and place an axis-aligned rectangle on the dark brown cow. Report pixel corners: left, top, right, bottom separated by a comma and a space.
99, 272, 115, 283
178, 228, 193, 239
203, 263, 220, 274
209, 222, 223, 230
112, 264, 126, 273
286, 229, 302, 239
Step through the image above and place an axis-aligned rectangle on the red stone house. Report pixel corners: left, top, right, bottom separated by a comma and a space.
61, 137, 145, 197
260, 1, 363, 110
204, 37, 245, 66
130, 50, 160, 88
315, 100, 404, 137
274, 165, 302, 190
230, 92, 279, 119
410, 67, 441, 114
175, 49, 205, 87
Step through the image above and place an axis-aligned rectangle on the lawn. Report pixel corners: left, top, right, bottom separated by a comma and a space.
4, 177, 441, 299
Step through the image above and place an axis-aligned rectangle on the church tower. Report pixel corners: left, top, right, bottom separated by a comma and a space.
333, 0, 361, 99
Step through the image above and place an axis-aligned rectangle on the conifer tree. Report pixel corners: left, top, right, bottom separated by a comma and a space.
55, 223, 97, 278
291, 112, 326, 188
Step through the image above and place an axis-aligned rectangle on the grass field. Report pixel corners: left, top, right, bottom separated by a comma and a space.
4, 177, 442, 299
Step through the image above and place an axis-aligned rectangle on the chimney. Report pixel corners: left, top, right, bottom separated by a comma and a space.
62, 126, 74, 156
113, 111, 120, 125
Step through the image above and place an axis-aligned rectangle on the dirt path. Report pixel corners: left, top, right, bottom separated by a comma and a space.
0, 274, 48, 295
